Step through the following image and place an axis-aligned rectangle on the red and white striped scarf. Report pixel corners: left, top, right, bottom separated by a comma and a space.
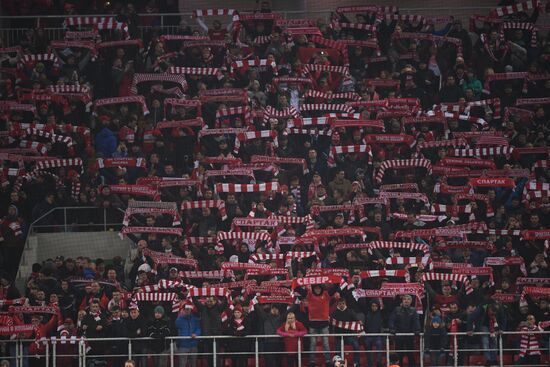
216, 231, 273, 253
133, 292, 178, 302
109, 184, 159, 199
290, 117, 330, 127
47, 85, 93, 104
181, 200, 227, 220
441, 157, 496, 169
328, 144, 371, 167
443, 112, 488, 128
130, 73, 188, 95
94, 19, 129, 38
416, 139, 468, 152
302, 64, 350, 76
233, 130, 278, 154
516, 97, 550, 107
392, 32, 463, 57
96, 157, 146, 169
304, 90, 361, 101
330, 317, 364, 332
422, 272, 473, 294
19, 53, 59, 68
168, 66, 222, 79
386, 256, 432, 268
519, 324, 542, 357
330, 118, 385, 130
300, 103, 354, 113
251, 155, 308, 174
375, 159, 432, 184
332, 22, 377, 32
483, 257, 527, 276
367, 241, 430, 255
360, 270, 411, 282
231, 58, 277, 74
214, 182, 280, 193
449, 146, 514, 158
380, 14, 424, 23
335, 5, 398, 14
120, 226, 182, 236
95, 95, 149, 115
19, 128, 75, 147
216, 106, 252, 124
221, 262, 271, 271
122, 207, 180, 227
284, 27, 323, 36
491, 0, 541, 17
35, 158, 82, 170
180, 270, 233, 279
262, 106, 299, 123
365, 134, 415, 147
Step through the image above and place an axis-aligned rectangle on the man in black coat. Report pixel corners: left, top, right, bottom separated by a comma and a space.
389, 295, 421, 367
146, 305, 172, 367
126, 306, 148, 367
254, 303, 286, 367
108, 306, 128, 366
81, 300, 108, 357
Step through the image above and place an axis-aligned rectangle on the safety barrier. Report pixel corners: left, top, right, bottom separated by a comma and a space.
0, 331, 549, 367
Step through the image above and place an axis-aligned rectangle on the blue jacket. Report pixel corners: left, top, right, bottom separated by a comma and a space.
175, 314, 202, 348
95, 127, 117, 158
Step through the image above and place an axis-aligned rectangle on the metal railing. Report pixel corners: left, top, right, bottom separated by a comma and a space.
1, 331, 549, 367
29, 206, 125, 234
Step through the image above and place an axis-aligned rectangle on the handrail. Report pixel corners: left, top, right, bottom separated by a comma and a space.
8, 330, 550, 342
4, 330, 550, 367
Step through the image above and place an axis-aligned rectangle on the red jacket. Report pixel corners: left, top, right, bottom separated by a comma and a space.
27, 313, 59, 355
306, 291, 330, 321
277, 321, 307, 353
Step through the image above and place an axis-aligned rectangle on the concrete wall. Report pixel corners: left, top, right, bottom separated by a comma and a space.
17, 231, 132, 287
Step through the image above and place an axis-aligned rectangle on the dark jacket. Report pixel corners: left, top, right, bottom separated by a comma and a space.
147, 317, 172, 352
126, 315, 148, 349
109, 318, 128, 354
330, 307, 360, 334
255, 305, 285, 337
425, 325, 448, 350
194, 298, 227, 336
388, 306, 421, 334
365, 308, 383, 334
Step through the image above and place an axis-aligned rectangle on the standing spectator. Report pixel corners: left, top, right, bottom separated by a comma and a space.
225, 305, 251, 367
175, 302, 202, 367
277, 312, 307, 367
330, 298, 361, 367
518, 315, 542, 365
424, 315, 448, 366
126, 306, 148, 367
147, 306, 172, 367
254, 303, 285, 367
364, 300, 384, 367
388, 295, 421, 367
192, 295, 227, 367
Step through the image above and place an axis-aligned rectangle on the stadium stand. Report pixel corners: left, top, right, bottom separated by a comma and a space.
1, 0, 550, 366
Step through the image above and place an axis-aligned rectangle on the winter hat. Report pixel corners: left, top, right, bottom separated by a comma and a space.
154, 305, 165, 316
431, 315, 442, 324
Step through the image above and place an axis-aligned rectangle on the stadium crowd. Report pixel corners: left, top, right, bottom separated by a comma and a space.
1, 0, 550, 366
